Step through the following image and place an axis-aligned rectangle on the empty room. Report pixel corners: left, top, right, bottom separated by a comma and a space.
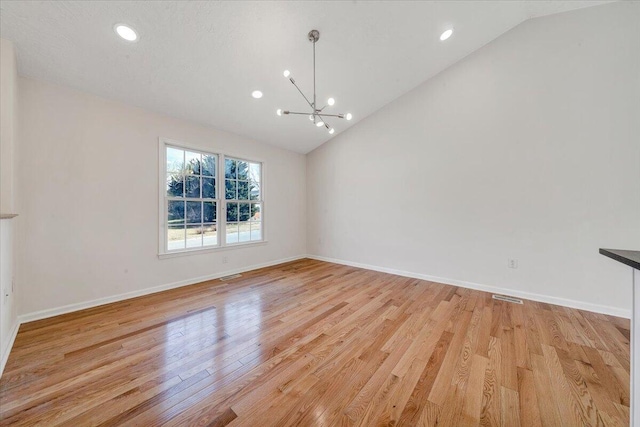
0, 1, 638, 426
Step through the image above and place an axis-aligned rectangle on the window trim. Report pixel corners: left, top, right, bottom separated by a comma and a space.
158, 137, 266, 257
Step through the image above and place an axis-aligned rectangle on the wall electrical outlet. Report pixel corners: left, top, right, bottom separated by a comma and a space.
222, 256, 229, 264
508, 259, 518, 269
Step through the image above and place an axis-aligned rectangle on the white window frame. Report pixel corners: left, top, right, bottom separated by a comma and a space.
158, 138, 266, 258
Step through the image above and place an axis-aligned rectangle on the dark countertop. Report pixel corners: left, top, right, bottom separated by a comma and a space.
600, 248, 640, 270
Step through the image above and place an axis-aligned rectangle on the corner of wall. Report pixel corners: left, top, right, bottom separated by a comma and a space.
0, 318, 19, 377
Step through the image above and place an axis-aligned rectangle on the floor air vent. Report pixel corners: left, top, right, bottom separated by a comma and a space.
219, 274, 242, 281
492, 294, 523, 304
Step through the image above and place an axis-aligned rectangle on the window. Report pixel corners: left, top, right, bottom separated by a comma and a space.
160, 139, 263, 254
224, 157, 262, 244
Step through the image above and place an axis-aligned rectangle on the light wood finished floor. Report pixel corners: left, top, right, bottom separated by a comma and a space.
0, 259, 630, 426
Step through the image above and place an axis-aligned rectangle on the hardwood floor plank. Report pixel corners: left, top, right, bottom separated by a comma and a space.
475, 306, 493, 358
501, 386, 522, 427
480, 336, 502, 427
460, 354, 489, 427
427, 310, 473, 406
531, 353, 564, 427
516, 367, 542, 427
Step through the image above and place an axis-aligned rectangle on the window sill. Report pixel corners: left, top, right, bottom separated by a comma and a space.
158, 240, 268, 259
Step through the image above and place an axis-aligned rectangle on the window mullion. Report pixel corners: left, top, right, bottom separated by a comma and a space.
220, 154, 227, 247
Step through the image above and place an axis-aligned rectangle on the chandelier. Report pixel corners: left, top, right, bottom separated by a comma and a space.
276, 30, 352, 135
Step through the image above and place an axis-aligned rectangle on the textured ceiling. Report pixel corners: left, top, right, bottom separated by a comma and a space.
0, 1, 612, 153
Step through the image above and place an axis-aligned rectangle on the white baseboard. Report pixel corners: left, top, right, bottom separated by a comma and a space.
18, 255, 306, 324
0, 320, 20, 377
307, 254, 631, 319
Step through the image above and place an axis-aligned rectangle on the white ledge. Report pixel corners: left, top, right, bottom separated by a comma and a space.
158, 240, 268, 259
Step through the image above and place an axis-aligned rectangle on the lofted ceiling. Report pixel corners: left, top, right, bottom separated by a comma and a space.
0, 1, 612, 153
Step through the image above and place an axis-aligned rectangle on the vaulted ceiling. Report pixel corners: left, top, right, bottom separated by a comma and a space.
0, 1, 611, 153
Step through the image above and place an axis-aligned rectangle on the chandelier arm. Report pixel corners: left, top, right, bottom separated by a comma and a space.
320, 118, 335, 133
288, 79, 314, 109
283, 111, 313, 116
316, 113, 345, 119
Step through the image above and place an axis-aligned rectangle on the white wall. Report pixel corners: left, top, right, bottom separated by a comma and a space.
16, 77, 306, 317
0, 38, 19, 374
307, 2, 640, 315
1, 39, 18, 213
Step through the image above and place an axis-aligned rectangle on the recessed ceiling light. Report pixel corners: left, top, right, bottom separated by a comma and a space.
440, 29, 453, 41
115, 24, 138, 42
251, 90, 263, 99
